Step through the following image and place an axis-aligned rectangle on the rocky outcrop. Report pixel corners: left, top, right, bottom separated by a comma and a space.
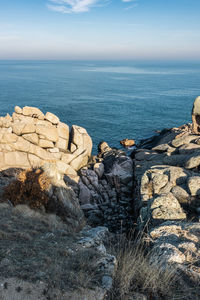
134, 115, 200, 286
0, 106, 92, 177
150, 221, 200, 265
65, 142, 134, 233
1, 97, 200, 298
134, 124, 200, 227
149, 220, 200, 292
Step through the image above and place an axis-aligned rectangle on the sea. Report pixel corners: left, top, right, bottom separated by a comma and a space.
0, 60, 200, 151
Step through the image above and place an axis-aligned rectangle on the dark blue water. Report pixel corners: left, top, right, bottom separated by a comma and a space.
0, 60, 200, 151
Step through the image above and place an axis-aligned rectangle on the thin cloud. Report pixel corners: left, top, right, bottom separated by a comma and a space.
122, 0, 139, 10
47, 0, 107, 14
124, 3, 138, 10
47, 0, 138, 14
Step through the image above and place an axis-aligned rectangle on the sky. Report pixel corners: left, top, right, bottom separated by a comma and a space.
0, 0, 200, 60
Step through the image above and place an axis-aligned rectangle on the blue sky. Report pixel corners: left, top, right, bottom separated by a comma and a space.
0, 0, 200, 59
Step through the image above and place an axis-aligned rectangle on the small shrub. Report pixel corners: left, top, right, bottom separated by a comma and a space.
3, 168, 51, 210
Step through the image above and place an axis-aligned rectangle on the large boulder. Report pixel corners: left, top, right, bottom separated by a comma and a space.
70, 125, 92, 156
0, 106, 93, 177
149, 221, 200, 285
120, 138, 135, 148
192, 96, 200, 134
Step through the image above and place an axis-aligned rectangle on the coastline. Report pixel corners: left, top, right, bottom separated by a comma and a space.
0, 102, 200, 299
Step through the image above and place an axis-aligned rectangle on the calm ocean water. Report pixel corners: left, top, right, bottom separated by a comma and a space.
0, 60, 200, 151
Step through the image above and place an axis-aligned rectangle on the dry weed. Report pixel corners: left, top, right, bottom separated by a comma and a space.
106, 233, 195, 300
0, 205, 101, 293
3, 168, 51, 209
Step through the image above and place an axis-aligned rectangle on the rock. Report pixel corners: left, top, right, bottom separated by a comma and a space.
107, 157, 133, 185
45, 111, 60, 124
1, 133, 18, 143
42, 161, 63, 183
171, 186, 190, 204
134, 121, 200, 290
4, 151, 30, 168
56, 137, 68, 151
21, 123, 36, 134
39, 139, 54, 148
55, 161, 76, 176
0, 105, 92, 174
51, 152, 62, 160
184, 151, 200, 169
101, 275, 113, 290
187, 176, 200, 196
78, 226, 109, 247
61, 152, 76, 164
149, 221, 200, 274
71, 146, 85, 158
135, 149, 164, 162
12, 123, 25, 135
57, 122, 69, 140
48, 147, 59, 153
98, 141, 112, 154
152, 173, 168, 194
83, 134, 93, 157
163, 154, 188, 166
23, 133, 39, 145
120, 138, 135, 147
171, 134, 197, 148
70, 152, 88, 171
18, 114, 35, 124
138, 128, 179, 150
79, 181, 92, 204
195, 137, 200, 145
71, 125, 92, 155
0, 127, 12, 134
12, 136, 31, 152
179, 143, 200, 155
29, 144, 52, 160
167, 166, 189, 185
94, 163, 104, 178
14, 105, 22, 114
28, 153, 42, 168
71, 125, 84, 146
65, 164, 78, 176
36, 124, 59, 142
192, 96, 200, 134
48, 185, 85, 231
70, 142, 77, 152
4, 113, 12, 122
22, 106, 44, 118
150, 192, 186, 222
152, 143, 175, 153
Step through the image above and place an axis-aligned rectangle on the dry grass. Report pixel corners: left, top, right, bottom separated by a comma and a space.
0, 204, 101, 293
2, 168, 51, 210
107, 233, 199, 300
